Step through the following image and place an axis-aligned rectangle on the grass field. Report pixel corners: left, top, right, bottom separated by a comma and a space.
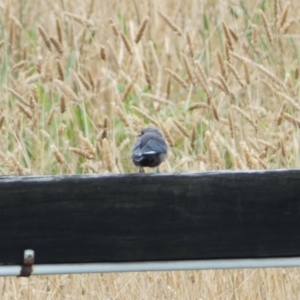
1, 0, 300, 298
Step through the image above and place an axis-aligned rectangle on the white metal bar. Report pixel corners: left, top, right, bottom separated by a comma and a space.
1, 257, 300, 277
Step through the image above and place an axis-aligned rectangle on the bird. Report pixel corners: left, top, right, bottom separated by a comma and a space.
131, 127, 168, 173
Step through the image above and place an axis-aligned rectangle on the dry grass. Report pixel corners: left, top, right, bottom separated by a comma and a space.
1, 0, 300, 298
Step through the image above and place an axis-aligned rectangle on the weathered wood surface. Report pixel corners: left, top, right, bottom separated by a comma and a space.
1, 170, 300, 265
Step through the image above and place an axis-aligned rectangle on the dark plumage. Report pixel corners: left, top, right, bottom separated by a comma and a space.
131, 127, 168, 173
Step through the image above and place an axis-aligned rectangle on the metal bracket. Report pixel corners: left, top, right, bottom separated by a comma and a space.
19, 249, 34, 277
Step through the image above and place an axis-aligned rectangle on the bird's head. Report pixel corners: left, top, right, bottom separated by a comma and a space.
139, 127, 163, 137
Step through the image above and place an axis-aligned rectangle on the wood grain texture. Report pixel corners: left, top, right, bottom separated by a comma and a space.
1, 170, 300, 265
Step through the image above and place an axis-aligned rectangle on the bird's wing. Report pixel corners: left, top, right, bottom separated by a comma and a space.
131, 139, 141, 152
141, 139, 167, 155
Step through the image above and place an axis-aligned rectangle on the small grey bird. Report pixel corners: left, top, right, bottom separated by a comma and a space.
132, 127, 168, 173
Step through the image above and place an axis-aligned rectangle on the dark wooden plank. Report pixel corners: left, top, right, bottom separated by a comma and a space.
1, 170, 300, 265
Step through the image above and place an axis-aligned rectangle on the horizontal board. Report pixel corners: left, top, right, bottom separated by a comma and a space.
3, 257, 300, 277
1, 170, 300, 265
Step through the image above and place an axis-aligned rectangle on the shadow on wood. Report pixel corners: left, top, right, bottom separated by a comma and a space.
1, 170, 300, 266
